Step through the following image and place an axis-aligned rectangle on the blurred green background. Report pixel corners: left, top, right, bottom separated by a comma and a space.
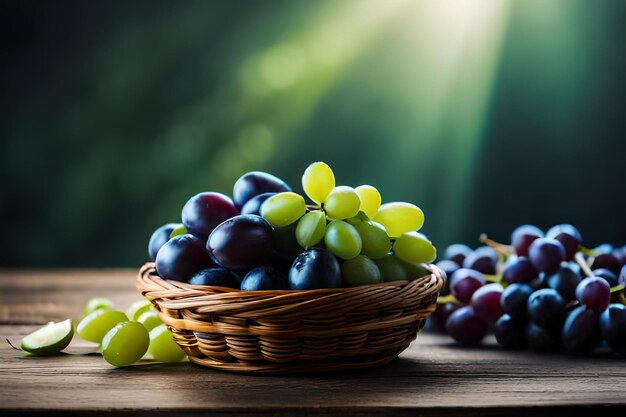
1, 0, 625, 267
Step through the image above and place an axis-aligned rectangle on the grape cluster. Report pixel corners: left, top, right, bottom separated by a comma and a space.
149, 161, 437, 291
431, 224, 626, 356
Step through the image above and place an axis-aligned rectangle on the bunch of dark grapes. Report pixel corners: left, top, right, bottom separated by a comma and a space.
430, 224, 626, 356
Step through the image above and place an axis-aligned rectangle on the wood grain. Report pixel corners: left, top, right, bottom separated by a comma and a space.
1, 269, 625, 416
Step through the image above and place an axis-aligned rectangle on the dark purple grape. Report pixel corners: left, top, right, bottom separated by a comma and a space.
471, 283, 504, 323
621, 265, 626, 286
435, 260, 460, 296
501, 283, 533, 319
462, 246, 499, 275
241, 266, 289, 290
449, 268, 485, 304
182, 192, 238, 241
599, 304, 626, 355
592, 243, 614, 255
591, 253, 621, 276
431, 303, 460, 333
562, 306, 601, 354
272, 222, 302, 258
575, 276, 610, 313
592, 268, 619, 287
495, 314, 526, 348
232, 171, 291, 209
148, 223, 181, 261
511, 225, 543, 257
189, 268, 241, 288
444, 244, 472, 266
546, 224, 582, 261
288, 248, 341, 290
207, 215, 274, 270
525, 322, 561, 351
545, 262, 581, 300
240, 192, 277, 216
155, 234, 216, 282
502, 256, 537, 285
528, 238, 566, 275
527, 288, 566, 327
613, 246, 626, 266
445, 306, 488, 346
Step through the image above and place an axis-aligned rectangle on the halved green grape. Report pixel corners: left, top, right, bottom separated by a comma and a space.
82, 297, 113, 318
375, 254, 410, 282
295, 210, 327, 249
302, 161, 335, 204
400, 260, 431, 281
137, 310, 163, 332
393, 232, 437, 265
355, 185, 381, 219
126, 300, 152, 322
372, 202, 424, 237
169, 224, 187, 239
351, 220, 391, 259
324, 186, 361, 220
261, 192, 306, 227
77, 309, 128, 343
324, 220, 362, 260
148, 324, 187, 362
20, 319, 74, 356
341, 255, 382, 286
101, 321, 149, 367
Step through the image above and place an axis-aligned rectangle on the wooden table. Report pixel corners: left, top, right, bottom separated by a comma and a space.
1, 269, 625, 416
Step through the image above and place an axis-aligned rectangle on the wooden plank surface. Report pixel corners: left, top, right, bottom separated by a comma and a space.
1, 269, 625, 416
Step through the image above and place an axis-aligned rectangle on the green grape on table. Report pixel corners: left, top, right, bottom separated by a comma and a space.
295, 210, 327, 249
137, 310, 163, 332
375, 254, 410, 282
393, 232, 437, 264
351, 219, 391, 259
324, 186, 361, 220
82, 297, 113, 318
372, 202, 424, 238
101, 321, 149, 367
341, 255, 382, 286
261, 192, 306, 227
354, 185, 381, 219
126, 300, 152, 322
77, 309, 128, 344
20, 319, 74, 356
302, 161, 335, 204
148, 324, 187, 362
324, 220, 362, 260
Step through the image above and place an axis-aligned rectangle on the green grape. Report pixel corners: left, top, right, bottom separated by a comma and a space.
77, 309, 128, 343
351, 220, 391, 259
126, 300, 152, 322
355, 185, 381, 219
82, 297, 113, 318
261, 192, 306, 227
101, 321, 149, 367
372, 202, 424, 238
302, 161, 335, 204
169, 224, 187, 238
148, 324, 187, 362
324, 220, 362, 260
272, 221, 302, 257
137, 310, 163, 331
375, 254, 410, 282
393, 232, 437, 264
324, 186, 361, 220
341, 255, 382, 286
20, 319, 74, 356
295, 210, 327, 249
400, 260, 431, 281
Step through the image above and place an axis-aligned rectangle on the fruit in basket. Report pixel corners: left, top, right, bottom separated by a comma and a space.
101, 321, 149, 367
324, 186, 361, 220
341, 255, 382, 286
188, 268, 241, 288
156, 234, 215, 282
324, 220, 362, 260
375, 254, 409, 282
301, 161, 335, 205
295, 211, 327, 249
241, 266, 289, 290
354, 185, 381, 219
393, 232, 436, 264
240, 192, 276, 216
260, 192, 306, 227
351, 219, 391, 259
288, 248, 341, 290
182, 192, 239, 241
372, 202, 424, 238
148, 324, 186, 362
207, 214, 274, 269
77, 309, 128, 343
148, 223, 186, 260
233, 171, 292, 209
20, 319, 75, 355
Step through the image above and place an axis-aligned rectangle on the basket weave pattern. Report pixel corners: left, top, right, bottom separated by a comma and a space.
137, 262, 445, 374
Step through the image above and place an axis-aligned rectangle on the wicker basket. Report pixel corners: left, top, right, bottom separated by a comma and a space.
136, 262, 445, 375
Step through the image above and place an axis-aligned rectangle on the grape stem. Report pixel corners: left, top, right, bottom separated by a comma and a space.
574, 251, 594, 277
6, 338, 22, 351
479, 233, 515, 255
